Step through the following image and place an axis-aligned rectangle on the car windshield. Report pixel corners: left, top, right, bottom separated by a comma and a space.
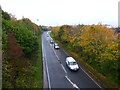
55, 44, 59, 46
69, 62, 77, 65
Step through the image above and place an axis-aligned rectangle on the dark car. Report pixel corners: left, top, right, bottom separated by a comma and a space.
50, 40, 54, 44
54, 43, 60, 49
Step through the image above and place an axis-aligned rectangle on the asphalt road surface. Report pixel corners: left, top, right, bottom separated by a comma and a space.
42, 31, 102, 89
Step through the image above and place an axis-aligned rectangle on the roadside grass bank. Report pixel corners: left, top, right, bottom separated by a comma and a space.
17, 34, 43, 88
2, 9, 43, 88
33, 35, 43, 88
50, 32, 119, 88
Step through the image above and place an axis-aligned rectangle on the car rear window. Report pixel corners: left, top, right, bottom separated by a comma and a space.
69, 62, 77, 65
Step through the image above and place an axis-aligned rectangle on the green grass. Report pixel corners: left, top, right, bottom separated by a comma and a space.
50, 32, 54, 38
33, 35, 43, 88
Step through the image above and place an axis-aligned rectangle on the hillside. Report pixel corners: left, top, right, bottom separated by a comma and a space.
2, 10, 42, 88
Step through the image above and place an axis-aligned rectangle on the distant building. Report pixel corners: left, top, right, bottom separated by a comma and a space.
104, 24, 112, 28
42, 25, 49, 29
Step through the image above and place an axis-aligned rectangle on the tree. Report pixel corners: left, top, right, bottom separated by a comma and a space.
2, 10, 11, 20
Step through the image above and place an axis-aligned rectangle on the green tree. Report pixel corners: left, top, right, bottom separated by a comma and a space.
2, 10, 11, 20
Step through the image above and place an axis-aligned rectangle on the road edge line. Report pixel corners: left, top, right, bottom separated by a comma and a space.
44, 49, 51, 90
42, 34, 51, 89
79, 66, 102, 89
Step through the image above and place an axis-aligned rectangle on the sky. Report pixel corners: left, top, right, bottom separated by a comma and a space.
0, 0, 119, 27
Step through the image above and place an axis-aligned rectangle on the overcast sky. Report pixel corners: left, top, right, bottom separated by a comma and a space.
0, 0, 119, 27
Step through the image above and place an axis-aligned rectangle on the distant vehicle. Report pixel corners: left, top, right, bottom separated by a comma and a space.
50, 40, 54, 44
54, 43, 60, 49
66, 57, 79, 71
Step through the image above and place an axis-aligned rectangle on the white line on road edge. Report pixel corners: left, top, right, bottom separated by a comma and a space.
79, 66, 102, 89
42, 36, 51, 90
62, 48, 69, 56
44, 51, 51, 90
65, 76, 80, 90
61, 64, 67, 74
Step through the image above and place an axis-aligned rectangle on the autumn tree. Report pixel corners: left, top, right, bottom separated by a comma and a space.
51, 24, 119, 86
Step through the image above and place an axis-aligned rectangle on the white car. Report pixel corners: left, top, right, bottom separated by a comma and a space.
66, 57, 79, 71
54, 43, 60, 49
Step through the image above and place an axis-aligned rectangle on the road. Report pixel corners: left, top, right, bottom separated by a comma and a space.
42, 31, 102, 89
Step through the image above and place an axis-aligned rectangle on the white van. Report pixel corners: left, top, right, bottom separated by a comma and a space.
66, 57, 79, 71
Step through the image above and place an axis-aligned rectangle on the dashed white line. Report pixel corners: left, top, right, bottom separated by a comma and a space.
65, 75, 80, 90
61, 64, 67, 73
65, 75, 74, 85
55, 53, 60, 60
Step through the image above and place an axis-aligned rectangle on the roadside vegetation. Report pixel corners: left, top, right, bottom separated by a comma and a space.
51, 24, 119, 88
2, 10, 43, 88
39, 25, 50, 32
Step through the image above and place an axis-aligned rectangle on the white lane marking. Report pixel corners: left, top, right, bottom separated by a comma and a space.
65, 76, 80, 90
44, 52, 51, 90
65, 75, 74, 85
61, 64, 67, 74
42, 36, 51, 89
79, 66, 102, 89
54, 52, 60, 60
50, 44, 52, 47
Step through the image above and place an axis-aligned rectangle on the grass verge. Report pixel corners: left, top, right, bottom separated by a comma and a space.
33, 35, 43, 88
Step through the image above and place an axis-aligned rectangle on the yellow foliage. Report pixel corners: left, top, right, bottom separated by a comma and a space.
52, 24, 118, 61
